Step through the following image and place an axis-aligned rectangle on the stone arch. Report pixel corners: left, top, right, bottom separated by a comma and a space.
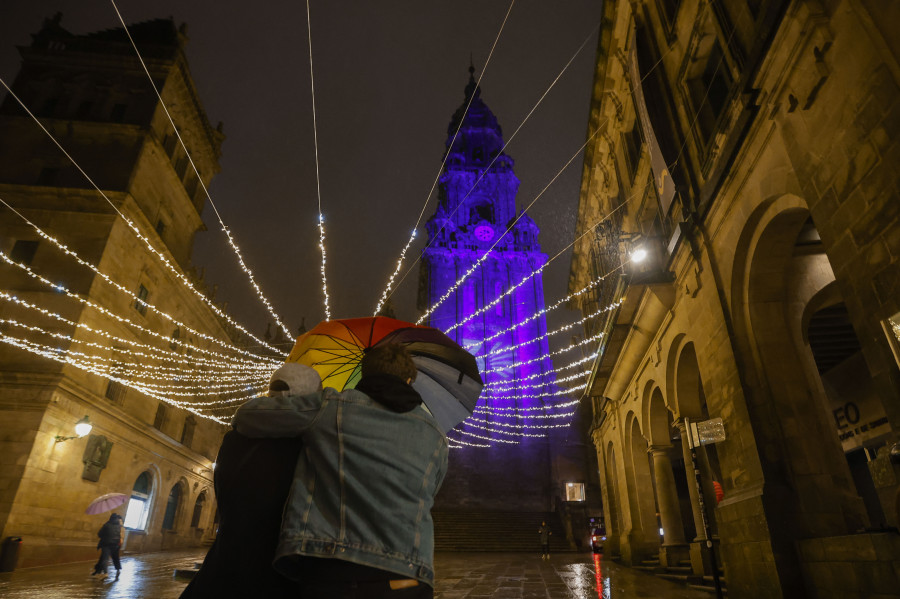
161, 476, 189, 532
644, 385, 671, 446
731, 194, 867, 538
190, 487, 210, 529
623, 411, 661, 561
670, 340, 720, 537
645, 385, 689, 548
604, 441, 624, 556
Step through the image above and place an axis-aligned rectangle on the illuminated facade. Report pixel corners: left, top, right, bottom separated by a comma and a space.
418, 69, 561, 513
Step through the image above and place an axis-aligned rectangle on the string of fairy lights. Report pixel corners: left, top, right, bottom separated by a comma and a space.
0, 2, 740, 449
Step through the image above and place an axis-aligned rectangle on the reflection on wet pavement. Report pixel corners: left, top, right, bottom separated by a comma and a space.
0, 550, 714, 598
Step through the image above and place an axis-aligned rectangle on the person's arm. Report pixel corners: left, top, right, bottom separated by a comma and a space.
232, 391, 325, 438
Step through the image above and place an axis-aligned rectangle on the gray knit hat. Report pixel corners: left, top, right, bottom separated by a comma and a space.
268, 363, 322, 396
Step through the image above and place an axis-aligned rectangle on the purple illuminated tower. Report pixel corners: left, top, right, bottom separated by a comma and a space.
419, 67, 555, 511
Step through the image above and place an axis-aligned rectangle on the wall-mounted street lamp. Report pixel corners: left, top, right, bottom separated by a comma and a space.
630, 246, 648, 263
54, 415, 92, 443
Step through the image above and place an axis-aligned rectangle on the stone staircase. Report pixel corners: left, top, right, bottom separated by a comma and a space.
633, 554, 727, 594
432, 511, 571, 552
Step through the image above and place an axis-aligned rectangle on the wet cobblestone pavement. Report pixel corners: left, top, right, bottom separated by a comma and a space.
0, 550, 715, 598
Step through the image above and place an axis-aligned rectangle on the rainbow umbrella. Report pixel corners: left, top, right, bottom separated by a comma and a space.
286, 316, 482, 431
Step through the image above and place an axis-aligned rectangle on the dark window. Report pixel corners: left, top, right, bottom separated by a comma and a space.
623, 119, 643, 176
163, 133, 177, 157
175, 156, 189, 178
473, 203, 493, 223
76, 101, 93, 119
180, 415, 196, 448
184, 173, 199, 198
688, 39, 734, 140
10, 240, 39, 265
135, 284, 149, 315
105, 380, 126, 404
155, 219, 167, 236
161, 484, 181, 530
110, 103, 127, 123
169, 327, 181, 351
190, 493, 206, 527
37, 167, 59, 185
41, 96, 59, 116
153, 402, 167, 430
658, 0, 682, 24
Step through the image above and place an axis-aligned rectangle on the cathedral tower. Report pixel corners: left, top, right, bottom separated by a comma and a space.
419, 67, 556, 512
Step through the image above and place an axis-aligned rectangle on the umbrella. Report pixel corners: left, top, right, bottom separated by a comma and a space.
286, 316, 483, 432
86, 492, 129, 515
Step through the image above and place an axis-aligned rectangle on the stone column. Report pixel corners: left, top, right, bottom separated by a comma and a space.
676, 419, 706, 541
649, 445, 686, 546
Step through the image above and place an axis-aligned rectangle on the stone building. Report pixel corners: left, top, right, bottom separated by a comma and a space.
419, 69, 599, 547
0, 16, 238, 567
567, 0, 900, 596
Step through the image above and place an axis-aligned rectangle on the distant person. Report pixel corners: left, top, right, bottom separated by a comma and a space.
91, 513, 123, 579
232, 344, 447, 598
180, 363, 322, 599
538, 521, 552, 560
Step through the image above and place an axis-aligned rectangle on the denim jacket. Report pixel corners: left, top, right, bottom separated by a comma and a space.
232, 386, 448, 585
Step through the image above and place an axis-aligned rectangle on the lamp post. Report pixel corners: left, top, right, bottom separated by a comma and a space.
54, 415, 92, 443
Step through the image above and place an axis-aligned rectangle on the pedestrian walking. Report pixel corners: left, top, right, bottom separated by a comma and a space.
538, 521, 552, 560
181, 363, 322, 598
91, 513, 123, 579
232, 344, 447, 598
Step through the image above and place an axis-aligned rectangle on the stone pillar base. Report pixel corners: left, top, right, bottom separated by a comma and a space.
659, 543, 691, 568
689, 538, 721, 576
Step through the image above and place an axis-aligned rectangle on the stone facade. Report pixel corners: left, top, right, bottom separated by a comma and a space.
568, 0, 900, 596
0, 16, 233, 567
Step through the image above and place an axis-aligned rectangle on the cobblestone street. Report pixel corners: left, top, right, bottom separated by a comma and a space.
0, 549, 716, 598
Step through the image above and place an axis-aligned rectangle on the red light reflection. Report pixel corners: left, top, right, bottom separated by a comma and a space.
593, 552, 603, 598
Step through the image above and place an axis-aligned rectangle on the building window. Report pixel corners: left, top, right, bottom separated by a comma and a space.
41, 96, 60, 116
657, 0, 682, 26
161, 484, 182, 531
687, 38, 734, 141
622, 119, 644, 177
180, 415, 196, 449
135, 284, 149, 315
37, 167, 59, 186
163, 133, 178, 157
190, 492, 206, 528
76, 100, 93, 119
124, 471, 153, 530
105, 380, 126, 404
153, 402, 167, 430
170, 327, 181, 351
10, 240, 39, 265
566, 482, 586, 502
155, 218, 167, 236
110, 103, 127, 123
175, 155, 189, 178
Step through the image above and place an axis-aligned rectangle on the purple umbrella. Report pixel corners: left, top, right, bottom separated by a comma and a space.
86, 493, 129, 515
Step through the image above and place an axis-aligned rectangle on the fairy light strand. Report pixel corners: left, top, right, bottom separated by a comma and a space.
0, 197, 285, 358
0, 76, 286, 354
0, 332, 229, 424
0, 251, 274, 361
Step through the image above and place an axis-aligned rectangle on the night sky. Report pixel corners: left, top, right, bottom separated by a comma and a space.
0, 1, 602, 351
